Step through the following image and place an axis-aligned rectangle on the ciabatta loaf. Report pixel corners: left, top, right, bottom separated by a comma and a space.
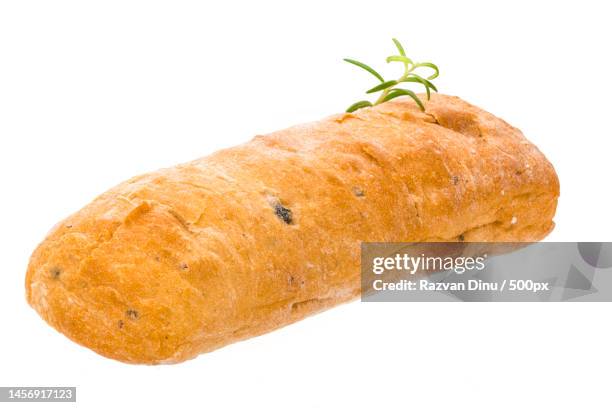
26, 94, 559, 364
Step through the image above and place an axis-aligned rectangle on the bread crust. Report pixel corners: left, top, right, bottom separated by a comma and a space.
25, 94, 559, 364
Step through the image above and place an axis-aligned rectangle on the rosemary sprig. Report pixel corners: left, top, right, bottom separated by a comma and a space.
344, 38, 439, 113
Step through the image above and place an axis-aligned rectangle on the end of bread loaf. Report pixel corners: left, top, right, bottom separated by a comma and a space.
26, 94, 559, 364
25, 200, 209, 363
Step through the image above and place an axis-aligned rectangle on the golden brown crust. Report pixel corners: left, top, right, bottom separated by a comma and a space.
25, 94, 559, 364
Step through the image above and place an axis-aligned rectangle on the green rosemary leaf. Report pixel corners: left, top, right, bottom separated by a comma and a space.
414, 62, 439, 79
400, 75, 438, 99
386, 55, 414, 66
401, 77, 430, 98
405, 73, 437, 91
346, 100, 373, 113
381, 89, 425, 111
343, 58, 384, 82
392, 38, 406, 57
366, 80, 398, 94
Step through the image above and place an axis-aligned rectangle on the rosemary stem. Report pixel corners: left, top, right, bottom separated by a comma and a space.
374, 65, 413, 105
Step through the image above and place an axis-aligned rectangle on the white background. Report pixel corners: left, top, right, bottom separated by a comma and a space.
1, 1, 611, 407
